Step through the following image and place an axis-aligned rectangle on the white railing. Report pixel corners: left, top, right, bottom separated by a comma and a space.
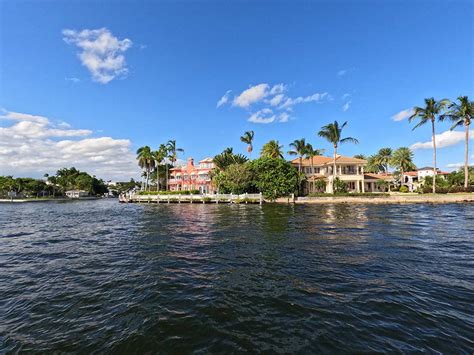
120, 192, 263, 204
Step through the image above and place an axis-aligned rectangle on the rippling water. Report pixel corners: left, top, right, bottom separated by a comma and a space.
1, 200, 473, 353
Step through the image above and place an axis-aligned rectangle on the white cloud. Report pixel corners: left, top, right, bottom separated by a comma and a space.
233, 83, 270, 108
337, 69, 347, 77
65, 77, 80, 83
392, 108, 414, 122
279, 92, 328, 109
216, 90, 231, 108
342, 100, 351, 112
62, 28, 132, 84
278, 112, 290, 123
0, 109, 138, 180
268, 94, 285, 107
248, 108, 275, 124
410, 129, 474, 150
342, 93, 351, 100
269, 83, 286, 95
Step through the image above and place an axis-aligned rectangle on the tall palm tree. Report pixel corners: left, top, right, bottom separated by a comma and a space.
304, 143, 324, 193
376, 147, 393, 173
136, 146, 155, 191
152, 145, 168, 191
318, 121, 359, 193
240, 131, 255, 159
261, 140, 284, 159
390, 147, 416, 178
353, 154, 366, 160
166, 140, 184, 166
441, 96, 473, 188
288, 138, 307, 174
409, 98, 449, 193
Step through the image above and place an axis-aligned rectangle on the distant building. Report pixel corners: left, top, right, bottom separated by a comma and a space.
65, 190, 89, 198
168, 157, 215, 193
402, 167, 449, 192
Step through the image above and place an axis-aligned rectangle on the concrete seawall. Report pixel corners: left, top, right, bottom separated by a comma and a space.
275, 193, 474, 204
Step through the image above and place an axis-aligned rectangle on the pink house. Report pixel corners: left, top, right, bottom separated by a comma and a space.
168, 157, 215, 193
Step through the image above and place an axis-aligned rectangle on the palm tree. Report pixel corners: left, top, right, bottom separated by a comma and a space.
409, 98, 449, 193
213, 148, 248, 170
390, 147, 416, 180
166, 140, 184, 166
136, 146, 155, 191
152, 145, 168, 191
441, 96, 473, 188
240, 131, 255, 159
353, 154, 366, 160
318, 121, 359, 193
376, 148, 393, 173
261, 140, 284, 159
288, 139, 307, 174
305, 143, 324, 194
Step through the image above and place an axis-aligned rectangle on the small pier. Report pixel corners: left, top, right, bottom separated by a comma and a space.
119, 193, 264, 204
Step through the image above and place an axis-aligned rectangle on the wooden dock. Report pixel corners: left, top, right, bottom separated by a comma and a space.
119, 193, 264, 204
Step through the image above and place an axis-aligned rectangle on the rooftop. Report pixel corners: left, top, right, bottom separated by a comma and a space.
291, 154, 367, 166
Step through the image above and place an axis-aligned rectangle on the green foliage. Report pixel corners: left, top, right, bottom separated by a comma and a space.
212, 163, 253, 194
390, 147, 416, 173
376, 179, 388, 192
399, 185, 409, 193
213, 148, 248, 171
333, 178, 347, 193
314, 179, 326, 193
250, 157, 298, 200
260, 140, 284, 159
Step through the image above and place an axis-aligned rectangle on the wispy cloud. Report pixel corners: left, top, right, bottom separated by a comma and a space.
233, 84, 270, 108
337, 69, 347, 77
65, 77, 80, 83
342, 100, 351, 112
62, 28, 132, 84
410, 129, 474, 150
0, 109, 138, 180
216, 90, 231, 108
218, 83, 328, 124
279, 92, 328, 109
392, 108, 414, 121
248, 108, 275, 124
342, 93, 351, 100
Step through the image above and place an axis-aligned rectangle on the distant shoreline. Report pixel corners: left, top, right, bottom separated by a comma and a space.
0, 197, 104, 203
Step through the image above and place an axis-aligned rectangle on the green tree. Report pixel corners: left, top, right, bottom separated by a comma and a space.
213, 163, 253, 194
441, 96, 473, 188
390, 147, 416, 177
318, 121, 358, 193
213, 148, 248, 171
250, 157, 298, 200
260, 140, 284, 159
240, 131, 255, 159
152, 145, 168, 191
366, 154, 384, 173
136, 146, 155, 191
376, 147, 393, 173
409, 97, 449, 193
353, 154, 366, 160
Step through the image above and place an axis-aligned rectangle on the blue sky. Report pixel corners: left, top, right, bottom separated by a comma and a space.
0, 0, 473, 179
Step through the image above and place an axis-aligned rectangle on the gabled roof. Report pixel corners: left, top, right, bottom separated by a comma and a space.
403, 171, 418, 176
199, 157, 214, 163
290, 154, 367, 166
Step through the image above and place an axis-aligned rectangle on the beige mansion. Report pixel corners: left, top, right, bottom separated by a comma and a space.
290, 155, 392, 194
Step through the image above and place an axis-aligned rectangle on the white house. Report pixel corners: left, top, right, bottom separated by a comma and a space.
65, 190, 89, 198
402, 167, 449, 192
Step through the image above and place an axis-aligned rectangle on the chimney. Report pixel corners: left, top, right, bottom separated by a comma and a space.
187, 157, 194, 169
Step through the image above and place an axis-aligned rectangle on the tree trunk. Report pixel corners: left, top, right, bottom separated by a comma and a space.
311, 158, 315, 194
333, 146, 337, 194
298, 156, 302, 195
464, 121, 469, 188
157, 165, 160, 191
432, 119, 437, 194
166, 164, 169, 191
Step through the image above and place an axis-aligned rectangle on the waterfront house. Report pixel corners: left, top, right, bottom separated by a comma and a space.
291, 155, 368, 194
402, 167, 449, 192
168, 157, 215, 193
363, 173, 395, 192
65, 190, 89, 198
